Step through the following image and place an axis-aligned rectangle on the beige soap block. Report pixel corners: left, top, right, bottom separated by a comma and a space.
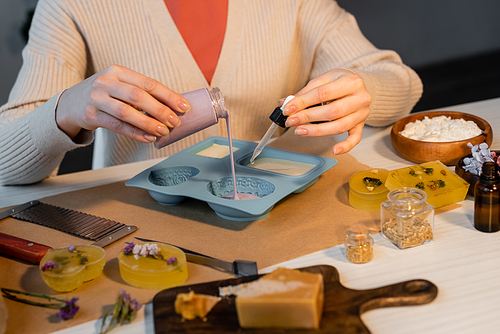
174, 290, 221, 321
235, 267, 324, 329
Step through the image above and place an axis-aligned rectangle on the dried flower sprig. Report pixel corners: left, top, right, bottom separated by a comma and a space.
56, 297, 80, 320
463, 142, 499, 175
0, 288, 79, 320
99, 289, 142, 334
41, 260, 58, 271
124, 242, 177, 264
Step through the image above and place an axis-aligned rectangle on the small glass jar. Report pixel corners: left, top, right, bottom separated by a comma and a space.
381, 187, 434, 249
345, 223, 374, 264
155, 87, 228, 149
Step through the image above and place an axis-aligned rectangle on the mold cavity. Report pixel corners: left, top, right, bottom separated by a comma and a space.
207, 177, 275, 200
246, 157, 317, 176
194, 143, 239, 158
149, 166, 199, 186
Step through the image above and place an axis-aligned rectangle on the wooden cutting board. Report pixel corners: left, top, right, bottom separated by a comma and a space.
153, 265, 438, 333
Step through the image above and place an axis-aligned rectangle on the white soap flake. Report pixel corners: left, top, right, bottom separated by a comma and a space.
400, 116, 482, 142
219, 280, 307, 298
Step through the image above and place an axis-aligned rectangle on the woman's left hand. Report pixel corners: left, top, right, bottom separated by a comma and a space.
282, 69, 372, 155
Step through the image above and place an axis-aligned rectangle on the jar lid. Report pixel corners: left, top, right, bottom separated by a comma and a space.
347, 223, 369, 235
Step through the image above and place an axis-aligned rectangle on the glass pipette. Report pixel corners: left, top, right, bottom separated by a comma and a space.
250, 95, 295, 164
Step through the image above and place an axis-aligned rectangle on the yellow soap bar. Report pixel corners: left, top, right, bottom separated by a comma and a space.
385, 161, 469, 208
118, 243, 188, 290
39, 245, 106, 292
174, 290, 221, 320
235, 267, 324, 329
349, 169, 389, 211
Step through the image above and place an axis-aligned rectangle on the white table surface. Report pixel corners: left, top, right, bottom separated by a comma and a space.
1, 97, 499, 334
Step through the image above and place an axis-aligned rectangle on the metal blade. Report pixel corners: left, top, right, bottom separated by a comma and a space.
0, 201, 39, 221
7, 201, 137, 248
92, 225, 137, 248
134, 237, 258, 277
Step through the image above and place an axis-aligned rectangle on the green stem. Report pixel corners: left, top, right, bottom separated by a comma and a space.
1, 288, 65, 309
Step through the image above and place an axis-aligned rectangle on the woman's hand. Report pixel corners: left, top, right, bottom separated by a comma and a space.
56, 64, 190, 143
282, 69, 371, 154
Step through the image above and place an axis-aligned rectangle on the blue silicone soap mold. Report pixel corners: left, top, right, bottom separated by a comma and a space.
126, 136, 337, 221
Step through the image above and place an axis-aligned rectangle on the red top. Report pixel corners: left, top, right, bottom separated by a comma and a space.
164, 0, 228, 84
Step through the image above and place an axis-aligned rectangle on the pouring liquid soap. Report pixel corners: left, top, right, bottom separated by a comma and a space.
225, 111, 259, 200
154, 88, 258, 200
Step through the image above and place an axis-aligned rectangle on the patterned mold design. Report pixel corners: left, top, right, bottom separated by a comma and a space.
206, 176, 275, 199
149, 166, 200, 187
206, 176, 276, 220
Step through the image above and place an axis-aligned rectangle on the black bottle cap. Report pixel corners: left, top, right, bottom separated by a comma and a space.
270, 107, 288, 128
269, 107, 288, 128
480, 162, 500, 181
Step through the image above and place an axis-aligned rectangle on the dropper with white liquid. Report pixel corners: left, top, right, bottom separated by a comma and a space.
250, 95, 295, 164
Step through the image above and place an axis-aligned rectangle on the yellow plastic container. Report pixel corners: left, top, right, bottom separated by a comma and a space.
39, 245, 106, 292
349, 169, 390, 211
118, 243, 188, 290
385, 161, 469, 208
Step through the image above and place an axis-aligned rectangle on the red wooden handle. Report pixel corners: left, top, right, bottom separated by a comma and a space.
0, 232, 52, 264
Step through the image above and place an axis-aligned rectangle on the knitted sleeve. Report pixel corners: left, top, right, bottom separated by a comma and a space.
0, 0, 92, 185
305, 1, 423, 127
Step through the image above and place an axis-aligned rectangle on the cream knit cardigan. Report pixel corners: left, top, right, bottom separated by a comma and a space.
0, 0, 422, 185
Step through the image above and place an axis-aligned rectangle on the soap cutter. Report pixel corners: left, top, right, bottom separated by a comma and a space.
0, 200, 137, 263
134, 237, 258, 277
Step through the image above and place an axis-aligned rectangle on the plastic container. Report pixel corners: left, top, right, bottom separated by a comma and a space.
118, 243, 188, 290
126, 136, 338, 221
39, 245, 106, 292
474, 162, 500, 232
344, 223, 374, 264
381, 187, 434, 249
155, 87, 228, 149
349, 169, 389, 211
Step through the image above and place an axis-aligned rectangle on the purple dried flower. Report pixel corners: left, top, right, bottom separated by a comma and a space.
68, 245, 75, 252
99, 290, 142, 334
41, 260, 58, 271
123, 242, 134, 255
130, 299, 142, 312
0, 288, 79, 321
166, 256, 177, 265
57, 297, 79, 320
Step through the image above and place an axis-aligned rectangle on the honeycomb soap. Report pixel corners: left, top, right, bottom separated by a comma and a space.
385, 161, 469, 208
234, 267, 324, 329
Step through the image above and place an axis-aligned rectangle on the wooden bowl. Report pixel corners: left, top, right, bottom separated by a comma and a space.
455, 151, 500, 196
391, 111, 493, 165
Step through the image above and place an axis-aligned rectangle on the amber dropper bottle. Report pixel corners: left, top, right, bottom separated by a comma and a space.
474, 161, 500, 232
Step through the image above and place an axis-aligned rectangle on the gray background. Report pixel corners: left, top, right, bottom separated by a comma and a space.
2, 0, 500, 104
